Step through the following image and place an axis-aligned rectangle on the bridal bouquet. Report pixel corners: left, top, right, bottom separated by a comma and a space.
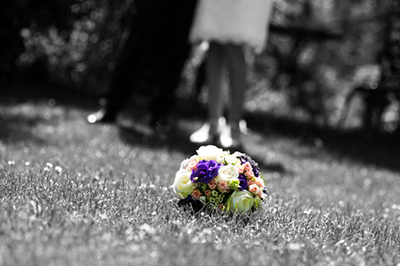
171, 145, 267, 214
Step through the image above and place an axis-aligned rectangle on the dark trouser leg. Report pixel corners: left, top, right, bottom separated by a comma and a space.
150, 0, 198, 121
102, 0, 160, 112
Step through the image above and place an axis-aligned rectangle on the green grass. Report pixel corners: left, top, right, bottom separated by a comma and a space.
0, 83, 400, 266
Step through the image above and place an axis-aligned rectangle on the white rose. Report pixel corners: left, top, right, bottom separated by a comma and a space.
216, 164, 239, 183
223, 152, 241, 165
227, 190, 255, 213
180, 158, 190, 170
171, 169, 196, 199
233, 151, 244, 157
180, 155, 200, 170
196, 145, 224, 163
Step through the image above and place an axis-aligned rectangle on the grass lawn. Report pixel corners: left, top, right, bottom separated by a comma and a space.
0, 83, 400, 265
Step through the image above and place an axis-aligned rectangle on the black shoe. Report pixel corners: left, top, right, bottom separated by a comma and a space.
87, 108, 117, 124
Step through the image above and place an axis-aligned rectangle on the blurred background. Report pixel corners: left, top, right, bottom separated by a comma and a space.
1, 0, 400, 137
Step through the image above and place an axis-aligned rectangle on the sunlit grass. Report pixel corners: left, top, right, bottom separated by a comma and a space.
0, 93, 400, 265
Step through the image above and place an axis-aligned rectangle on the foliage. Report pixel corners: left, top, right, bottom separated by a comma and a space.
253, 0, 391, 126
2, 0, 399, 127
3, 0, 132, 90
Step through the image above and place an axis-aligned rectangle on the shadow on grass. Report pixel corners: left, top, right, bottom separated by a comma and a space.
117, 103, 288, 175
118, 122, 286, 174
117, 122, 199, 155
0, 82, 96, 145
0, 112, 47, 144
2, 82, 400, 173
0, 82, 97, 110
244, 110, 400, 173
172, 100, 400, 173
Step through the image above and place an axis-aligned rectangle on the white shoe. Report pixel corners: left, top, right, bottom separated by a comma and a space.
190, 123, 212, 143
219, 124, 233, 148
190, 117, 226, 144
219, 122, 243, 150
239, 119, 248, 135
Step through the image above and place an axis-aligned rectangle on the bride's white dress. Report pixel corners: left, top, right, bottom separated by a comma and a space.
190, 0, 274, 52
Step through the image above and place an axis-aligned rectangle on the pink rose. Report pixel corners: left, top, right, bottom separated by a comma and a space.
217, 180, 228, 193
191, 188, 202, 200
243, 162, 252, 173
245, 169, 255, 179
247, 179, 255, 186
237, 164, 245, 174
208, 179, 217, 190
187, 160, 198, 170
255, 178, 264, 187
249, 184, 259, 195
218, 203, 226, 211
205, 190, 212, 197
257, 189, 264, 199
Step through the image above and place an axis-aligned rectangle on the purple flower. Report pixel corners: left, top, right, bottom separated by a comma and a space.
238, 174, 248, 191
190, 160, 220, 184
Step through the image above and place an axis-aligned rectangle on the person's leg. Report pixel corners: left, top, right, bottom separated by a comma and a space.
149, 0, 198, 129
190, 41, 225, 143
206, 42, 225, 124
88, 0, 160, 123
88, 27, 145, 123
149, 46, 190, 129
225, 44, 246, 124
193, 58, 207, 100
220, 43, 247, 148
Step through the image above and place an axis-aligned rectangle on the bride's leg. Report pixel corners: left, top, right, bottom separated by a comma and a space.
225, 43, 246, 125
190, 42, 225, 143
206, 42, 225, 125
221, 43, 247, 148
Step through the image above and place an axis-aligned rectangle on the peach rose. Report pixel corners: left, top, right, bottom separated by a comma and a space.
243, 162, 252, 173
187, 160, 198, 170
249, 184, 259, 195
208, 179, 217, 190
247, 179, 255, 186
217, 180, 229, 193
205, 190, 212, 197
255, 178, 264, 187
237, 164, 245, 174
191, 188, 202, 200
245, 169, 255, 179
